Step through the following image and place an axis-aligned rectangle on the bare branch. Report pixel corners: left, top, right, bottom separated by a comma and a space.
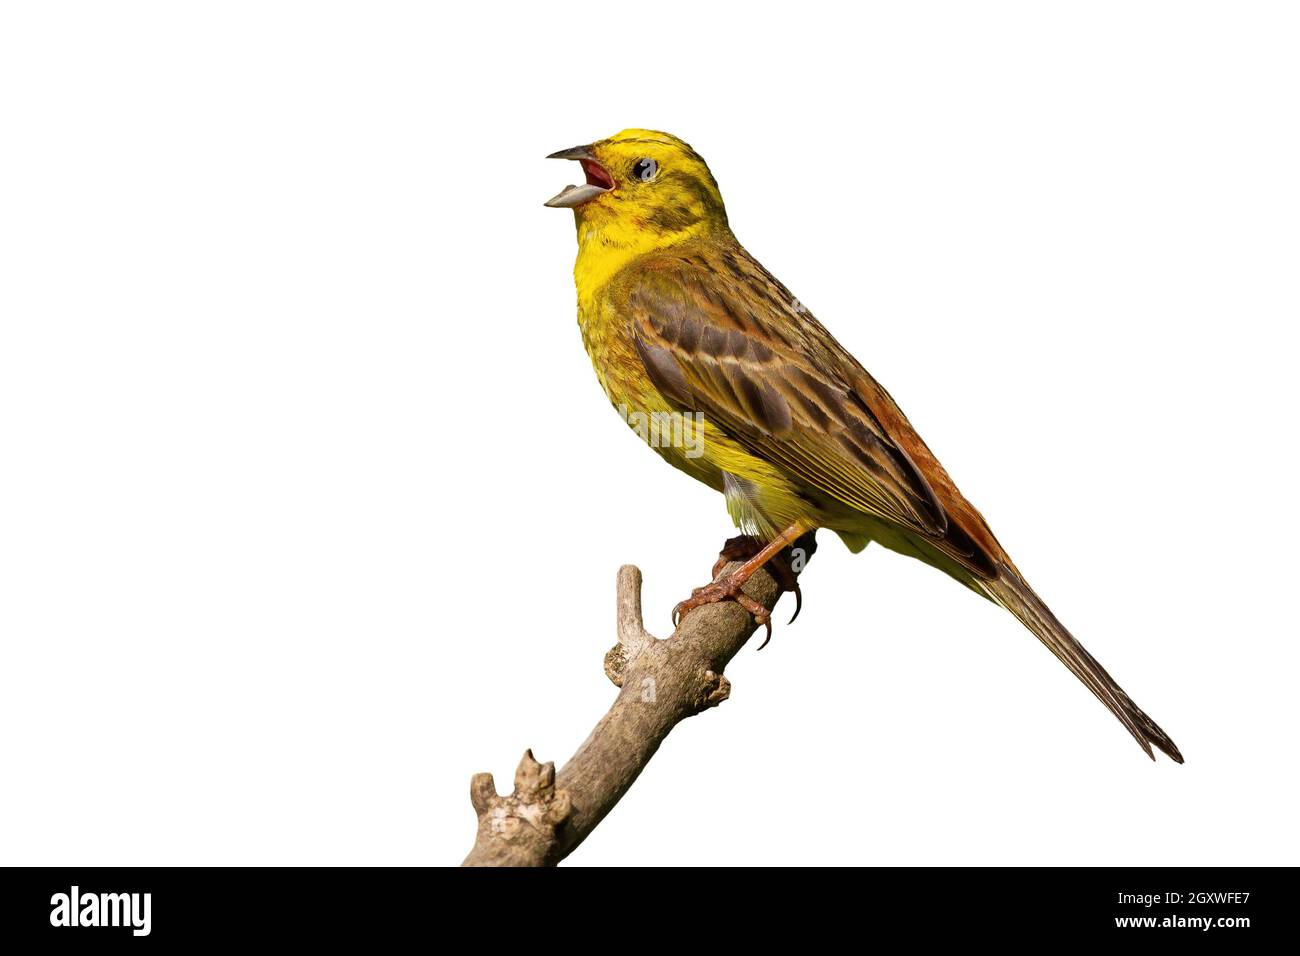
462, 537, 812, 866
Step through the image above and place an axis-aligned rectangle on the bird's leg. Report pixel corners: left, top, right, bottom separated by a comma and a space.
709, 534, 807, 623
673, 522, 813, 647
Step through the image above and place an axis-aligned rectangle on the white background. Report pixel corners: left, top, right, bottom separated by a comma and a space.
2, 2, 1297, 866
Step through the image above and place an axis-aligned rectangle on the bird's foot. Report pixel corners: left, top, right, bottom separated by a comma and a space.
674, 531, 817, 649
676, 530, 816, 650
672, 575, 775, 647
709, 534, 807, 626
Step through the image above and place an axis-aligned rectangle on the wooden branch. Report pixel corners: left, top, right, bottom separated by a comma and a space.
461, 536, 814, 867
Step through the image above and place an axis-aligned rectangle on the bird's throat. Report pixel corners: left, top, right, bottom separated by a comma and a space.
572, 214, 717, 298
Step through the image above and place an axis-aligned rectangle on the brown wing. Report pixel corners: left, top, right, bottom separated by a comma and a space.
620, 245, 961, 543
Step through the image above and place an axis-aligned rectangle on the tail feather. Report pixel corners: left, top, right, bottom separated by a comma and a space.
984, 570, 1183, 763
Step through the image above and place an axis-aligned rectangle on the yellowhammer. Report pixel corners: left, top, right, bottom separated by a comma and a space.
546, 129, 1181, 763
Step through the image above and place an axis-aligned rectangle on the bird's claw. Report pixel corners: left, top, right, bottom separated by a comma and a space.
672, 578, 774, 647
753, 606, 774, 649
708, 534, 804, 628
787, 581, 802, 625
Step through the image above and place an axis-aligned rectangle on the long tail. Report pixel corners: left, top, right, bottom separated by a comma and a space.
983, 569, 1183, 763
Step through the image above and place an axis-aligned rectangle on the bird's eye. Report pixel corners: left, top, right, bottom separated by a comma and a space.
633, 158, 658, 182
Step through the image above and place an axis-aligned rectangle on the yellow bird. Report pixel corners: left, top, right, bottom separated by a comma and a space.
545, 129, 1182, 762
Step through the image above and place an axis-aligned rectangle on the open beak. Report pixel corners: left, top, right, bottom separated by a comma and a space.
544, 145, 616, 208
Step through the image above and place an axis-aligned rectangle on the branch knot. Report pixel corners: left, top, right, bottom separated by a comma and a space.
464, 750, 572, 866
695, 668, 731, 711
605, 564, 660, 686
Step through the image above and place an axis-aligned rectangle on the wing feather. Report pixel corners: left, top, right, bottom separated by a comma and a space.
622, 251, 950, 541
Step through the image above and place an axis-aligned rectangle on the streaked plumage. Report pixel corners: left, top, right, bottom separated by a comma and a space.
547, 129, 1181, 762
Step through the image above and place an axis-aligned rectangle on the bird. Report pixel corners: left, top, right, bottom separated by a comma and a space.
545, 128, 1182, 763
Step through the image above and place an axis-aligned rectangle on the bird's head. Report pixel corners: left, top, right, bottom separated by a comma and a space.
545, 129, 728, 251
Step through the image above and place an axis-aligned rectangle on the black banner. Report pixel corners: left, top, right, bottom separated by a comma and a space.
0, 866, 1287, 944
